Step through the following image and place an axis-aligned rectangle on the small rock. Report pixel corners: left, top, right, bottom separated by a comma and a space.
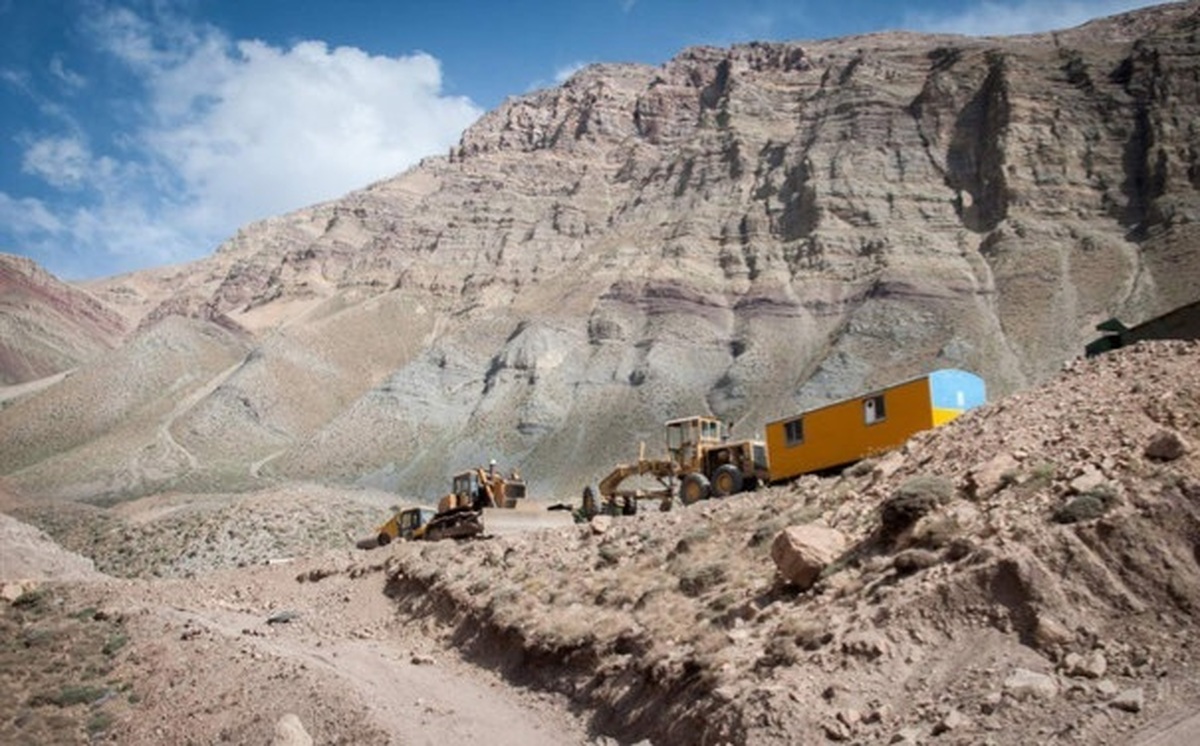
865, 704, 893, 724
979, 692, 1002, 715
1003, 668, 1059, 701
1109, 688, 1144, 713
842, 630, 891, 661
1068, 466, 1107, 495
824, 719, 852, 742
932, 709, 968, 735
1, 581, 35, 603
590, 515, 612, 535
411, 653, 436, 666
271, 713, 312, 746
889, 726, 922, 744
966, 452, 1021, 499
1063, 650, 1107, 679
1034, 615, 1075, 649
1144, 429, 1190, 461
837, 708, 861, 727
1095, 679, 1119, 696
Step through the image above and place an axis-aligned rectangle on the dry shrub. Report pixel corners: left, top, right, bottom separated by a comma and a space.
678, 562, 728, 597
911, 512, 963, 550
1053, 486, 1116, 524
761, 615, 832, 667
881, 475, 954, 537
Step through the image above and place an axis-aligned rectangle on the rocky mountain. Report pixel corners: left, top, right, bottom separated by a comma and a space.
2, 1, 1200, 504
0, 254, 128, 387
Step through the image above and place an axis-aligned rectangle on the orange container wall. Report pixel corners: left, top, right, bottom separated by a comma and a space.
765, 377, 934, 482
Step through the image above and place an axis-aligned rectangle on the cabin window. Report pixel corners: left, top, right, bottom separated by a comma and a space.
864, 394, 886, 424
784, 417, 804, 446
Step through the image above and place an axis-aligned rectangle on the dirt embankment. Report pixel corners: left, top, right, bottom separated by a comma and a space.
382, 341, 1200, 744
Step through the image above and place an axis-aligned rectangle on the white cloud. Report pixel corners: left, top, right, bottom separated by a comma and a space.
905, 0, 1164, 37
48, 56, 86, 90
20, 135, 92, 188
0, 193, 65, 236
141, 36, 481, 238
8, 4, 483, 278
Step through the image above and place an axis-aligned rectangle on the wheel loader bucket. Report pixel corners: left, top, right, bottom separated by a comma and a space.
482, 503, 575, 536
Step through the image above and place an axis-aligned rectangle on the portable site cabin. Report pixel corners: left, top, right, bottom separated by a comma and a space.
764, 369, 986, 483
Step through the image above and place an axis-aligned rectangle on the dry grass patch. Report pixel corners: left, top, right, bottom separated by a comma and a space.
1, 586, 135, 745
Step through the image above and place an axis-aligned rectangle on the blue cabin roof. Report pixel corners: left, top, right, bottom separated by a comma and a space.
928, 369, 987, 411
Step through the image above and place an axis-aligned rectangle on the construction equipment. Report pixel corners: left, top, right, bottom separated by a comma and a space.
584, 369, 987, 519
584, 416, 768, 517
375, 505, 482, 544
371, 463, 572, 545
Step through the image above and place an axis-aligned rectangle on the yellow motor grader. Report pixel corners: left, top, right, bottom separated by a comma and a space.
582, 415, 768, 517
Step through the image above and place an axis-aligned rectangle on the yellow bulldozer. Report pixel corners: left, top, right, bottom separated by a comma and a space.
373, 463, 571, 545
582, 415, 768, 517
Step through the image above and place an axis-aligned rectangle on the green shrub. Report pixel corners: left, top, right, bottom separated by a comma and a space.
895, 475, 955, 503
87, 711, 114, 735
102, 634, 128, 657
13, 588, 47, 609
32, 685, 107, 708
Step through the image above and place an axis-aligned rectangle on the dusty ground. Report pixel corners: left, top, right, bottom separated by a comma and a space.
1, 518, 593, 745
3, 340, 1200, 744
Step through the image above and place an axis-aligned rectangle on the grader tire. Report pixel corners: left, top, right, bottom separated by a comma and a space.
679, 473, 711, 505
711, 464, 744, 497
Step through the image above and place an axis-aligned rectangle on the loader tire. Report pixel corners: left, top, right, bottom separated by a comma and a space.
712, 464, 744, 497
679, 473, 710, 505
377, 532, 392, 547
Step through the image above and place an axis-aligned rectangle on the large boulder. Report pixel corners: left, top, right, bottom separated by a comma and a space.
770, 525, 847, 590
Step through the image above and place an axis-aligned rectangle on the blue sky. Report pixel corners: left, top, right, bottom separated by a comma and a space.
0, 0, 1164, 279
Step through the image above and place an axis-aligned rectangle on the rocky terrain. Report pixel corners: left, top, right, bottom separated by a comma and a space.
3, 2, 1200, 503
2, 340, 1198, 744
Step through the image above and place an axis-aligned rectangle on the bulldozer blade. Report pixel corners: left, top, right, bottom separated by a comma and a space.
482, 505, 576, 536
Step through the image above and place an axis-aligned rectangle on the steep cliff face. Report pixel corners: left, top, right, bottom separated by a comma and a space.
8, 2, 1200, 502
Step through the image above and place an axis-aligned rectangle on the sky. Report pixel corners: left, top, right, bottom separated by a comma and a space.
0, 0, 1166, 280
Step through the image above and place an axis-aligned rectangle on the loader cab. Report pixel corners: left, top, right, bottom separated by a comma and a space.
452, 471, 478, 503
665, 416, 723, 470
